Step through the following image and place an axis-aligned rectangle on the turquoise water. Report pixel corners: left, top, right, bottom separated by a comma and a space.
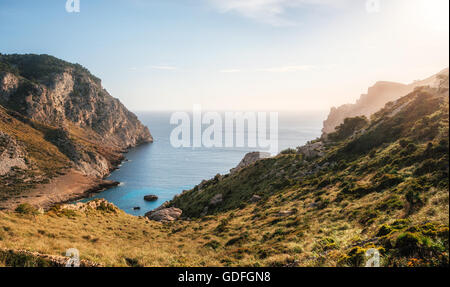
85, 111, 327, 216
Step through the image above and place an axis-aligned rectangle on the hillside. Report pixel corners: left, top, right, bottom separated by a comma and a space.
322, 68, 449, 134
168, 74, 449, 266
0, 54, 152, 210
0, 71, 447, 267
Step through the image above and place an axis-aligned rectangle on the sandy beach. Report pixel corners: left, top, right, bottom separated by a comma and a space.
0, 169, 119, 210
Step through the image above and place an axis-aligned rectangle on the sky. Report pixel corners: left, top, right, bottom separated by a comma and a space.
0, 0, 449, 111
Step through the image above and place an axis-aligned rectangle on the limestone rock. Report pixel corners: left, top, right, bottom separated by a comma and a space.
209, 193, 223, 205
0, 54, 153, 181
230, 151, 271, 173
322, 68, 449, 135
249, 194, 261, 203
145, 207, 182, 222
296, 141, 324, 160
61, 198, 118, 213
0, 131, 28, 175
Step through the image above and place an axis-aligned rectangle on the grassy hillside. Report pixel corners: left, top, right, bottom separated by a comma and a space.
0, 106, 71, 199
169, 84, 449, 266
0, 77, 448, 267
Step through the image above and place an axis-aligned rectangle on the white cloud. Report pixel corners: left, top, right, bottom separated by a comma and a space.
207, 0, 341, 26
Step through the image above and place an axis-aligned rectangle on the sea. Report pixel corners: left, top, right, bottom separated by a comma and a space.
83, 111, 328, 216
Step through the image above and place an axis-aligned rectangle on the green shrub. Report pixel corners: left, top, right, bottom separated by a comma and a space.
205, 240, 221, 250
377, 225, 393, 237
395, 232, 424, 256
14, 203, 39, 215
328, 116, 368, 142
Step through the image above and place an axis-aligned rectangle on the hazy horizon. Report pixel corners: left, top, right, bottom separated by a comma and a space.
1, 0, 449, 112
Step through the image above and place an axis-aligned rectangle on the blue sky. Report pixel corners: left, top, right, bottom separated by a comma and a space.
1, 0, 449, 111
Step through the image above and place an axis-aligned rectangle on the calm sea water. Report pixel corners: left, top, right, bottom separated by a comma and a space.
84, 111, 327, 216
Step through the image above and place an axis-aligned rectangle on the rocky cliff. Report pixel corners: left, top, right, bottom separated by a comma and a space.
0, 54, 152, 209
322, 68, 449, 135
0, 54, 152, 148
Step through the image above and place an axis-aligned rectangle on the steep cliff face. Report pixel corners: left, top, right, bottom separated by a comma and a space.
0, 54, 153, 208
0, 54, 152, 148
322, 68, 449, 135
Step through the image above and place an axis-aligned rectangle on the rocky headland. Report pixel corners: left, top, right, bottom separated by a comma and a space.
0, 54, 152, 210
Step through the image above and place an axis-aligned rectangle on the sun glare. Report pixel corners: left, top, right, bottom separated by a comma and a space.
408, 0, 450, 32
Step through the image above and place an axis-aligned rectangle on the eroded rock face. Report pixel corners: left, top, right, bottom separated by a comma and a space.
0, 54, 153, 180
145, 207, 182, 222
230, 151, 271, 173
209, 193, 223, 205
322, 68, 449, 135
0, 131, 28, 175
296, 141, 324, 160
0, 72, 19, 103
0, 56, 152, 149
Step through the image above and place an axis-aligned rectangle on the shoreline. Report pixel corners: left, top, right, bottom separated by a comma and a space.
0, 144, 146, 211
0, 169, 121, 211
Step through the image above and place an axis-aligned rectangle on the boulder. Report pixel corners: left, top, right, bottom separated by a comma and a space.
144, 195, 158, 202
230, 152, 271, 173
296, 141, 324, 160
145, 207, 182, 222
209, 193, 223, 205
249, 194, 261, 203
276, 210, 296, 217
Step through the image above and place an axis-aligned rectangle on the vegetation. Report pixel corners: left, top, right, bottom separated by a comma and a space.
0, 69, 448, 267
167, 84, 449, 266
0, 53, 101, 85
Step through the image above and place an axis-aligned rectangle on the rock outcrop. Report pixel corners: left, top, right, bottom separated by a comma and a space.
0, 54, 152, 149
61, 198, 118, 213
322, 68, 449, 135
296, 141, 324, 160
209, 193, 223, 205
145, 207, 182, 222
230, 151, 271, 173
0, 131, 28, 175
0, 54, 153, 209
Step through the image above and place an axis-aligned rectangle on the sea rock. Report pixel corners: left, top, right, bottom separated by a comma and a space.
145, 207, 182, 222
133, 206, 141, 210
230, 152, 271, 173
144, 195, 158, 202
209, 193, 223, 205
